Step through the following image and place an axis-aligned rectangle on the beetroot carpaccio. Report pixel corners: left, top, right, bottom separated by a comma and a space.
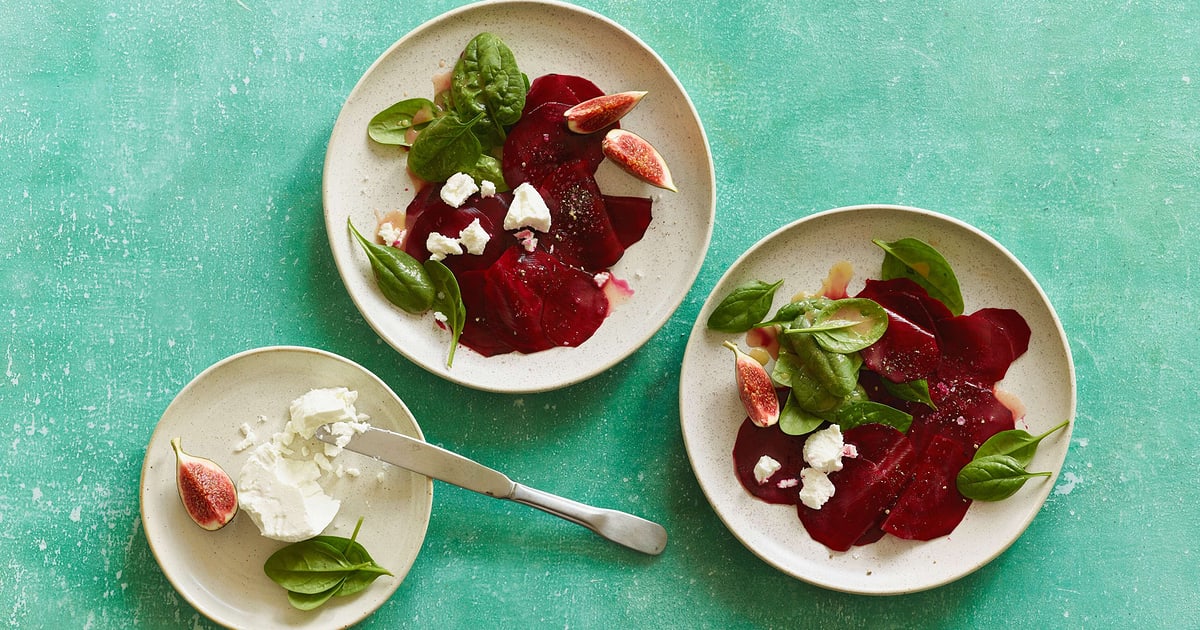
725, 248, 1032, 552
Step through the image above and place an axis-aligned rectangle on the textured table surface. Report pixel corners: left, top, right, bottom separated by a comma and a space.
3, 0, 1197, 627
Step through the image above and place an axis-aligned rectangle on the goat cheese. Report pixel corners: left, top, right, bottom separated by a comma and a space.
440, 172, 479, 208
798, 468, 836, 510
458, 218, 491, 255
426, 231, 463, 261
753, 455, 782, 485
237, 442, 340, 542
378, 221, 405, 247
803, 425, 845, 473
503, 182, 552, 232
479, 179, 497, 198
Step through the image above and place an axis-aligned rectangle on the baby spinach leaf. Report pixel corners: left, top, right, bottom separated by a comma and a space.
974, 419, 1070, 467
451, 33, 526, 130
755, 297, 830, 328
706, 279, 784, 332
778, 391, 826, 436
464, 154, 508, 192
348, 219, 435, 314
835, 401, 913, 433
288, 578, 345, 610
407, 112, 484, 183
874, 237, 964, 316
781, 330, 860, 397
425, 259, 466, 368
263, 539, 358, 595
789, 298, 888, 354
368, 98, 439, 146
956, 454, 1051, 501
882, 378, 937, 410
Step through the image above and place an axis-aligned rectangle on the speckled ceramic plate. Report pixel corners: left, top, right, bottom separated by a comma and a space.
679, 205, 1076, 595
322, 0, 714, 393
139, 346, 432, 629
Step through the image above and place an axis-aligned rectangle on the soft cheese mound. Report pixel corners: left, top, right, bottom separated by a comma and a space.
237, 387, 370, 542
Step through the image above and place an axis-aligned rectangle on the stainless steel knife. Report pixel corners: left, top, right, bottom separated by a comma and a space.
316, 424, 668, 556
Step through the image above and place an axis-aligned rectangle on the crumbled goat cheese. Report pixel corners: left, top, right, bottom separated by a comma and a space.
287, 387, 365, 441
753, 455, 782, 484
803, 425, 845, 473
233, 422, 256, 453
479, 179, 497, 198
458, 218, 491, 255
433, 311, 448, 324
777, 478, 799, 489
798, 468, 836, 510
503, 182, 552, 232
440, 172, 479, 208
426, 231, 463, 261
842, 444, 859, 459
514, 228, 538, 252
593, 271, 611, 288
378, 221, 406, 247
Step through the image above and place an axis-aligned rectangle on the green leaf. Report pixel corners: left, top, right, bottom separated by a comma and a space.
424, 259, 466, 367
789, 298, 888, 354
835, 401, 913, 433
882, 379, 937, 410
781, 330, 861, 398
874, 237, 964, 315
263, 539, 358, 594
974, 419, 1070, 467
463, 154, 509, 192
778, 391, 826, 436
367, 98, 439, 146
348, 219, 435, 314
706, 279, 784, 333
755, 297, 831, 328
956, 454, 1052, 501
287, 579, 345, 610
407, 112, 484, 183
451, 33, 526, 129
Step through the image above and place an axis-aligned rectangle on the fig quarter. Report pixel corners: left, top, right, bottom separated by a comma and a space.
171, 437, 239, 531
601, 129, 677, 192
723, 341, 780, 428
563, 90, 647, 134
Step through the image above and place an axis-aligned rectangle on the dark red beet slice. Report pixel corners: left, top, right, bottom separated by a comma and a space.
856, 279, 946, 382
457, 270, 514, 357
523, 74, 605, 113
539, 161, 625, 271
797, 424, 916, 552
881, 434, 974, 540
935, 308, 1031, 385
402, 185, 516, 272
502, 102, 608, 188
482, 249, 556, 354
602, 194, 653, 249
731, 412, 807, 505
907, 377, 1015, 455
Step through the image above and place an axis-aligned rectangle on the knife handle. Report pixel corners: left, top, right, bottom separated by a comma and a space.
508, 483, 668, 556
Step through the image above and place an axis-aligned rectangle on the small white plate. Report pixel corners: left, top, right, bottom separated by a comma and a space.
323, 0, 715, 393
680, 205, 1076, 595
140, 347, 433, 629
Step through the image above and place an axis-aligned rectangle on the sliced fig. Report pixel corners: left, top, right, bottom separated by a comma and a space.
723, 341, 780, 427
601, 129, 677, 192
171, 437, 238, 531
565, 91, 647, 134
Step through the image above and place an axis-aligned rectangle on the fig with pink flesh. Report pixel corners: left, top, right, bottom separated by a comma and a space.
564, 91, 647, 134
723, 341, 779, 427
171, 437, 238, 531
601, 129, 677, 192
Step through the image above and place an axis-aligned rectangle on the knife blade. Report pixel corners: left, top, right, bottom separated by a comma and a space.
317, 424, 667, 556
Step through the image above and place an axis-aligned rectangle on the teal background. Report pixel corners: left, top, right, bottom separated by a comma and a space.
3, 0, 1197, 627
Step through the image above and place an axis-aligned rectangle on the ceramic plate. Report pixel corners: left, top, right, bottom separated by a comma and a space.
679, 205, 1076, 595
140, 347, 433, 629
323, 0, 714, 393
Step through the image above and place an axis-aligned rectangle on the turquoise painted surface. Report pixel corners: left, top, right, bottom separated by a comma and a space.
2, 0, 1197, 627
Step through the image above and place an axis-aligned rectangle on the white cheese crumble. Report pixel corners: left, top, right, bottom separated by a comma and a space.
458, 218, 491, 255
803, 425, 845, 473
798, 468, 836, 510
479, 179, 497, 198
753, 455, 782, 485
426, 231, 463, 261
503, 182, 552, 232
440, 172, 479, 208
514, 228, 538, 252
378, 221, 405, 247
593, 271, 611, 288
233, 422, 256, 453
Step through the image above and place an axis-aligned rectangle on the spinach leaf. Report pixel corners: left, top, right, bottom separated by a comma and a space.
425, 259, 466, 368
464, 154, 508, 192
974, 419, 1070, 467
781, 330, 860, 397
313, 519, 393, 597
835, 401, 913, 433
874, 237, 964, 315
263, 539, 359, 594
407, 112, 484, 183
368, 98, 439, 146
788, 298, 888, 354
882, 378, 937, 410
288, 579, 345, 610
348, 219, 435, 314
706, 279, 784, 332
755, 297, 830, 328
956, 454, 1051, 501
778, 391, 826, 436
451, 33, 526, 130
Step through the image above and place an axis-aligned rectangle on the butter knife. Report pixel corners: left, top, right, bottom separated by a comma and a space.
316, 424, 667, 556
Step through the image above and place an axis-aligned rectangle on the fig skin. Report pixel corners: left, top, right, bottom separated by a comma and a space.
171, 437, 238, 531
724, 341, 780, 427
601, 129, 677, 192
564, 90, 647, 134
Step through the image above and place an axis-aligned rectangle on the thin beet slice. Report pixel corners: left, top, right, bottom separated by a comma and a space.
935, 308, 1031, 385
482, 248, 556, 354
881, 434, 974, 540
731, 410, 807, 505
907, 377, 1016, 455
538, 160, 625, 271
457, 270, 514, 357
502, 102, 606, 188
539, 264, 609, 347
602, 194, 653, 249
523, 74, 605, 113
856, 279, 945, 382
403, 185, 516, 272
797, 424, 917, 552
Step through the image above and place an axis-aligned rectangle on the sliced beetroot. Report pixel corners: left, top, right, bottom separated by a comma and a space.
935, 308, 1031, 385
602, 194, 653, 249
881, 434, 974, 540
731, 413, 807, 505
797, 424, 916, 552
538, 160, 625, 271
907, 377, 1016, 455
457, 270, 514, 357
856, 278, 945, 382
857, 278, 954, 323
482, 248, 555, 354
402, 185, 516, 272
523, 74, 605, 113
502, 102, 607, 188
